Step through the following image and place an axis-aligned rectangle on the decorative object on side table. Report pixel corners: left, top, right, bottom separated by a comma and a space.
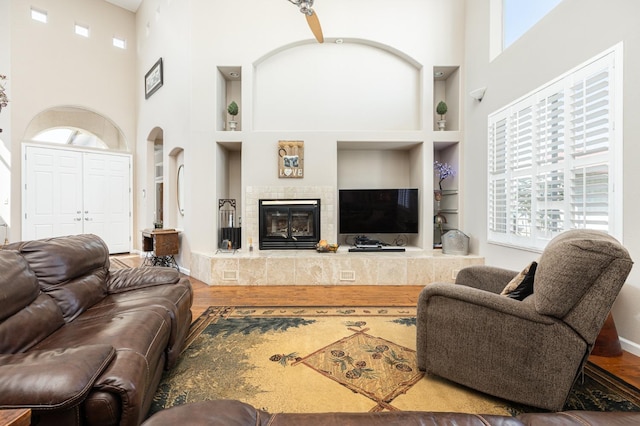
436, 100, 448, 130
227, 101, 239, 130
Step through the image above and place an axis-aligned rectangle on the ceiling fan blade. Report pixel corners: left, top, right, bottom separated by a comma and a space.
305, 11, 324, 43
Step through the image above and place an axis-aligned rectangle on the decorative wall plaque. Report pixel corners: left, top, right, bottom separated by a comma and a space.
278, 140, 304, 178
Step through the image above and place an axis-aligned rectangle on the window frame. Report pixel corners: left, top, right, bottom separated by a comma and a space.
487, 44, 623, 251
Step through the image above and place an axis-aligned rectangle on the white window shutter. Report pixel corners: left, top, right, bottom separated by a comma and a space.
487, 47, 620, 250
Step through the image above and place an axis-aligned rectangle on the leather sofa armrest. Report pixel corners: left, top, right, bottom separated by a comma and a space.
518, 411, 640, 425
0, 344, 115, 410
107, 267, 180, 294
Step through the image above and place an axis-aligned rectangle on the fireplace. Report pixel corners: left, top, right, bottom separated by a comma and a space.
259, 199, 321, 249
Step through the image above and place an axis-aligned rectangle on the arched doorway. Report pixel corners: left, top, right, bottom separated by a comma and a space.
22, 106, 132, 253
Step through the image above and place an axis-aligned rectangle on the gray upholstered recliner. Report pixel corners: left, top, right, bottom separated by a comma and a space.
416, 229, 633, 411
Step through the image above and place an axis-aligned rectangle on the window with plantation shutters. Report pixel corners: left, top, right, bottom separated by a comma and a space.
487, 46, 622, 250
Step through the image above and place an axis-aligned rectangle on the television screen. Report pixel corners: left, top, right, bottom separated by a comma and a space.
339, 189, 419, 234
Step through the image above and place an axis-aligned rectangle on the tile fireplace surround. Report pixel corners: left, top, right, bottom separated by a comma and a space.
190, 249, 484, 286
190, 186, 484, 286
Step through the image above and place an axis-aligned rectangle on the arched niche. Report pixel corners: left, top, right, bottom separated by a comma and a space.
147, 127, 164, 227
168, 146, 185, 224
253, 38, 423, 131
24, 106, 128, 151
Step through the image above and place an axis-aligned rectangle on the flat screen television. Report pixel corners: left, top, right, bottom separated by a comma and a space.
339, 188, 419, 234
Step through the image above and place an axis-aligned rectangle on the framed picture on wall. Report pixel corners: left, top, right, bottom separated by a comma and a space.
145, 58, 163, 99
278, 140, 304, 178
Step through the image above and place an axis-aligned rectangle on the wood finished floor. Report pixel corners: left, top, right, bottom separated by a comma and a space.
114, 254, 640, 391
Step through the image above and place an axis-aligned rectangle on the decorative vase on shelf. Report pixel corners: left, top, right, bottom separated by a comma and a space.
434, 189, 442, 201
437, 120, 446, 131
228, 120, 237, 131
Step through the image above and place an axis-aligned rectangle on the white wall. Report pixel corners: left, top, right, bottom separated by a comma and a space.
5, 0, 136, 241
464, 0, 640, 353
135, 0, 466, 258
0, 0, 11, 230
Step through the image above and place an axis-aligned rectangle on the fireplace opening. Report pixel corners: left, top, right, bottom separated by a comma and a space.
259, 199, 320, 249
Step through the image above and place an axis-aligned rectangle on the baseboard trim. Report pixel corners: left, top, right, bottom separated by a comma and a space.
620, 337, 640, 357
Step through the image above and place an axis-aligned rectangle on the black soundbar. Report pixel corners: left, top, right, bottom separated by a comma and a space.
348, 247, 406, 252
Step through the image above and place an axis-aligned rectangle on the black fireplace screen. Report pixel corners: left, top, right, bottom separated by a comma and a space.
259, 199, 320, 249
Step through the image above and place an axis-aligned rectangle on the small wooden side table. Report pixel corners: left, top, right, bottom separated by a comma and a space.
141, 228, 180, 270
0, 409, 30, 426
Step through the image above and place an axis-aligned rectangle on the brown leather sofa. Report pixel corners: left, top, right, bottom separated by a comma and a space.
0, 234, 193, 426
142, 400, 640, 425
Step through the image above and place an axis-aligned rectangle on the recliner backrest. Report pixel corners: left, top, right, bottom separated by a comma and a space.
534, 229, 633, 343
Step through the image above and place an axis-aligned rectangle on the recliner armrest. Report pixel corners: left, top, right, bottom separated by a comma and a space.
455, 265, 519, 294
419, 283, 554, 324
107, 267, 180, 294
0, 344, 115, 410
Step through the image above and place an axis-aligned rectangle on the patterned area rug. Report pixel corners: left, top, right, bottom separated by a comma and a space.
149, 306, 640, 417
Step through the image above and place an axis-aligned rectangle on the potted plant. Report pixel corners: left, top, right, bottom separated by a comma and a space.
227, 101, 239, 131
436, 100, 447, 131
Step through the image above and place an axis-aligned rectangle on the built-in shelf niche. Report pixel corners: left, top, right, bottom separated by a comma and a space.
434, 141, 459, 248
336, 141, 425, 249
217, 66, 242, 131
215, 141, 243, 248
433, 66, 460, 132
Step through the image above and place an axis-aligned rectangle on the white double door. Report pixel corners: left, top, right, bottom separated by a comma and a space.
23, 145, 132, 254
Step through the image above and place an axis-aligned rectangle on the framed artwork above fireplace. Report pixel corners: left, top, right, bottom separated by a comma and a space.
278, 140, 304, 178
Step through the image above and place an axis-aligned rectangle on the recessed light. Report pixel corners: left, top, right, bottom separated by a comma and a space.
434, 71, 444, 78
335, 39, 344, 44
229, 72, 240, 78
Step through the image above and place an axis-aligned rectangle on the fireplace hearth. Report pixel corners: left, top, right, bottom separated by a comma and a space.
259, 199, 320, 249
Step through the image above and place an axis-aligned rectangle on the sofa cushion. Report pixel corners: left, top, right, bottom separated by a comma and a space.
6, 234, 109, 322
0, 250, 40, 321
534, 230, 632, 317
45, 271, 108, 322
6, 234, 109, 286
0, 294, 65, 353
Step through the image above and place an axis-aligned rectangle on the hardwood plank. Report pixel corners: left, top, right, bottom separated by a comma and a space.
0, 409, 30, 426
